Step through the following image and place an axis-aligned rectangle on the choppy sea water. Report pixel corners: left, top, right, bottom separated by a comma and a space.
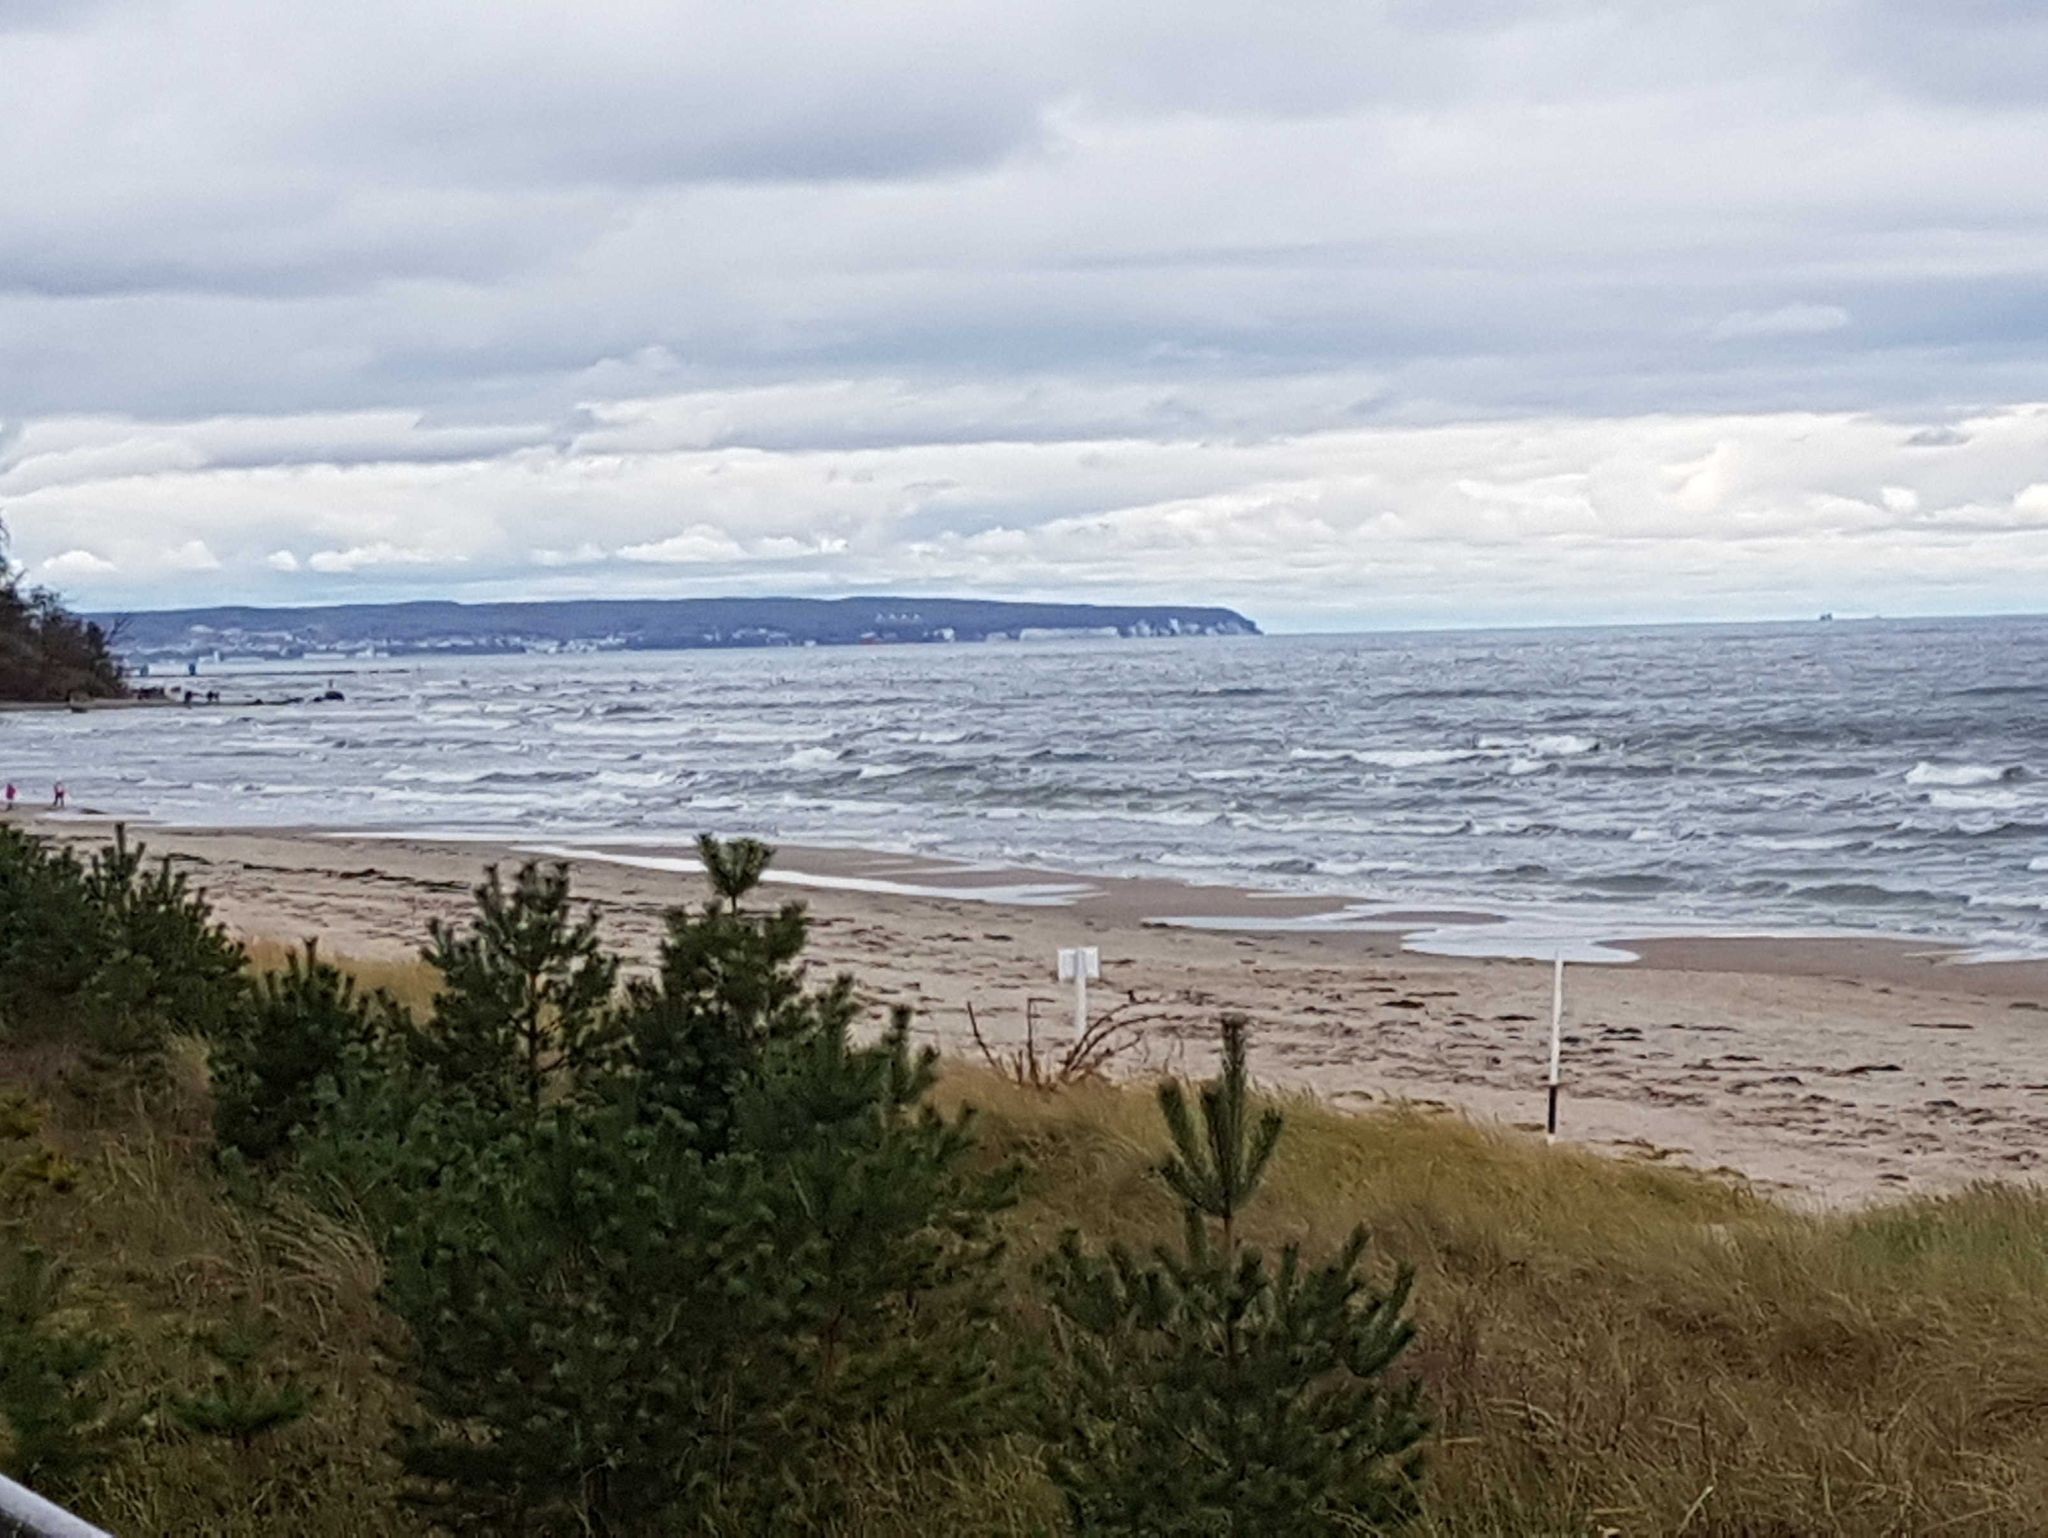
9, 618, 2048, 959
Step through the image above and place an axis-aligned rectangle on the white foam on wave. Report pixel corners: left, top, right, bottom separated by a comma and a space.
595, 769, 671, 790
1907, 761, 2015, 787
384, 768, 497, 786
1967, 891, 2048, 913
1289, 746, 1480, 769
550, 719, 688, 743
1149, 851, 1238, 871
1754, 833, 1858, 851
1927, 787, 2024, 811
1530, 733, 1599, 756
995, 805, 1222, 829
856, 764, 914, 779
709, 723, 836, 746
2030, 856, 2048, 873
783, 747, 844, 770
516, 844, 1096, 907
1152, 906, 1640, 963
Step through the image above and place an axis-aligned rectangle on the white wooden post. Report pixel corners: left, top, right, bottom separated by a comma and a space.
1057, 946, 1100, 1043
1547, 952, 1564, 1141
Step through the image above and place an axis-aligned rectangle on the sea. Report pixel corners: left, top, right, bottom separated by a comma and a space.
10, 616, 2048, 961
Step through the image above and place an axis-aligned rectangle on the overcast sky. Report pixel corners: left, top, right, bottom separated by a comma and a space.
5, 0, 2048, 630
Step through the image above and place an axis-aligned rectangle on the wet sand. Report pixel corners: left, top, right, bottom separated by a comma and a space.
25, 816, 2048, 1206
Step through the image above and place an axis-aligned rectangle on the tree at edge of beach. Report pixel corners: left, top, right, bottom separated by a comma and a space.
0, 523, 126, 703
1041, 1013, 1430, 1536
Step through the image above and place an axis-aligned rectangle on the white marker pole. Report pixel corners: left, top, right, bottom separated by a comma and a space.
1057, 946, 1100, 1044
1547, 952, 1564, 1141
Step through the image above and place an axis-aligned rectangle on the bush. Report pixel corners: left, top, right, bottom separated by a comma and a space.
211, 940, 408, 1166
0, 824, 246, 1072
0, 828, 102, 1029
1042, 1015, 1428, 1535
610, 833, 854, 1149
414, 862, 618, 1118
380, 842, 1022, 1534
0, 1243, 122, 1499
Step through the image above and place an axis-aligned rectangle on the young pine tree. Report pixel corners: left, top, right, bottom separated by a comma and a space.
0, 1243, 121, 1501
168, 1313, 313, 1452
385, 843, 1020, 1536
63, 826, 249, 1072
610, 833, 857, 1148
210, 939, 407, 1165
416, 862, 619, 1116
724, 1007, 1023, 1459
0, 829, 101, 1035
1043, 1014, 1428, 1536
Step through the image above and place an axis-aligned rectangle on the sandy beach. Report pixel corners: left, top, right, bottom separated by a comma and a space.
23, 814, 2046, 1206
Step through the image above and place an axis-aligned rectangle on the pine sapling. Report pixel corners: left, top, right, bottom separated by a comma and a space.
418, 862, 619, 1115
1043, 1013, 1429, 1536
169, 1313, 312, 1452
0, 1244, 122, 1500
211, 938, 404, 1165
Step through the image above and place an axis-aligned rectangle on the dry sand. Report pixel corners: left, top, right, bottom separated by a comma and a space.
26, 816, 2048, 1207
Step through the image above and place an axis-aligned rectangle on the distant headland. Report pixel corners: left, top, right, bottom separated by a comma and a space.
99, 596, 1262, 664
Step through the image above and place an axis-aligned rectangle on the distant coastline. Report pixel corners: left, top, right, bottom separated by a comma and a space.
96, 594, 1261, 665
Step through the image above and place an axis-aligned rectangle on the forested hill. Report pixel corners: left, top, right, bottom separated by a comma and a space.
101, 595, 1261, 660
0, 556, 127, 702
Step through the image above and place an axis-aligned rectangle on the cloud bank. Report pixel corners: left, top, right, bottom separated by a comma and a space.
6, 0, 2048, 626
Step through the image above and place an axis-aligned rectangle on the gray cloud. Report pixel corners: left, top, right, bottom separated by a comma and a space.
4, 1, 2048, 623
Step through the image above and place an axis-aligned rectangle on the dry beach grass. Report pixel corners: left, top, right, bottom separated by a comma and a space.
11, 940, 2048, 1534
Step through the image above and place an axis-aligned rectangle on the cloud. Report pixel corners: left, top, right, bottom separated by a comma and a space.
38, 548, 117, 579
9, 391, 2048, 627
306, 542, 441, 574
616, 528, 748, 565
161, 539, 220, 571
1905, 425, 1971, 448
4, 2, 2048, 622
1711, 304, 1852, 342
531, 543, 606, 568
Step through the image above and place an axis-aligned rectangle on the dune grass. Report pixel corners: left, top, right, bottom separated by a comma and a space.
8, 951, 2048, 1534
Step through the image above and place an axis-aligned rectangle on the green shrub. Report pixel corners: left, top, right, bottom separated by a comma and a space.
211, 940, 408, 1166
168, 1313, 313, 1452
0, 824, 245, 1072
1043, 1015, 1428, 1535
0, 1243, 122, 1499
610, 833, 855, 1149
414, 862, 618, 1118
381, 843, 1022, 1534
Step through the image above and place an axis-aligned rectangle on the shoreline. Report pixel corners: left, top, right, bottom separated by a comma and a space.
25, 802, 2048, 991
20, 812, 2048, 1206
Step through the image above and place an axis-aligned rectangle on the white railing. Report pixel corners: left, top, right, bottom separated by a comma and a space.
0, 1474, 111, 1538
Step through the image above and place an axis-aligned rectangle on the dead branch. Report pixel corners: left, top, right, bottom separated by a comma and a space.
964, 987, 1171, 1090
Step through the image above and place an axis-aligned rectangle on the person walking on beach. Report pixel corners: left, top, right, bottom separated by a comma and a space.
51, 782, 66, 810
4, 783, 15, 813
